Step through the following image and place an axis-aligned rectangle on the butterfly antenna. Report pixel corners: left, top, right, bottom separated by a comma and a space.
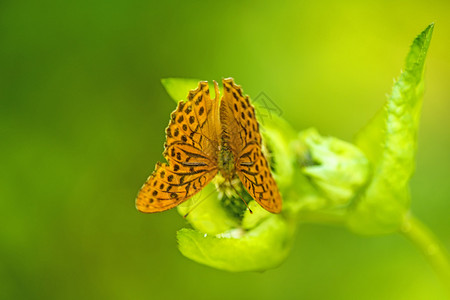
229, 180, 253, 214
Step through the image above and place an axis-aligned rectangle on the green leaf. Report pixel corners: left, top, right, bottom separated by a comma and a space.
241, 200, 271, 230
348, 24, 434, 235
177, 183, 239, 235
177, 215, 294, 272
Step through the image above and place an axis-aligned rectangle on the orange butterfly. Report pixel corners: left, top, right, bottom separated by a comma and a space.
136, 78, 282, 214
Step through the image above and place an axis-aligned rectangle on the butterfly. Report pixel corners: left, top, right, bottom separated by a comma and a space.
136, 78, 282, 214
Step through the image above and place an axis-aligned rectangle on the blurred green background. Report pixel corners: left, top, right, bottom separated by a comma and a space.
1, 0, 449, 299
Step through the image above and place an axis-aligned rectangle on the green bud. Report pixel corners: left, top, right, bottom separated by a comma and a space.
297, 128, 370, 207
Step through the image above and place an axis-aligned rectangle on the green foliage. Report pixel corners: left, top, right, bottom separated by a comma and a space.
177, 215, 294, 272
177, 183, 239, 235
159, 24, 446, 275
348, 23, 434, 234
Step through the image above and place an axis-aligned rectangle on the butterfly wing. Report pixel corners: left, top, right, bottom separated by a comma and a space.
136, 82, 220, 213
220, 78, 282, 213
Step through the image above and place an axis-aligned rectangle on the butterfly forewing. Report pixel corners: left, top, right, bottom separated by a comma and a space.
136, 82, 219, 213
220, 78, 282, 213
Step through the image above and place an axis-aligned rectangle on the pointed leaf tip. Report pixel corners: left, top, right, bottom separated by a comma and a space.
405, 23, 434, 72
350, 24, 434, 235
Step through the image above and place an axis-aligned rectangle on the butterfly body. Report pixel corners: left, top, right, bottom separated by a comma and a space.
136, 78, 282, 214
217, 143, 236, 181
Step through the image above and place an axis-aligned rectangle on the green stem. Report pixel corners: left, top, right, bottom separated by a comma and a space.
401, 213, 450, 295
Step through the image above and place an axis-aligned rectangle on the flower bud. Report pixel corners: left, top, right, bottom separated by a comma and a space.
298, 128, 370, 206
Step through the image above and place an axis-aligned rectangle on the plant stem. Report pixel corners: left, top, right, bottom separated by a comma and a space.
401, 213, 450, 295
